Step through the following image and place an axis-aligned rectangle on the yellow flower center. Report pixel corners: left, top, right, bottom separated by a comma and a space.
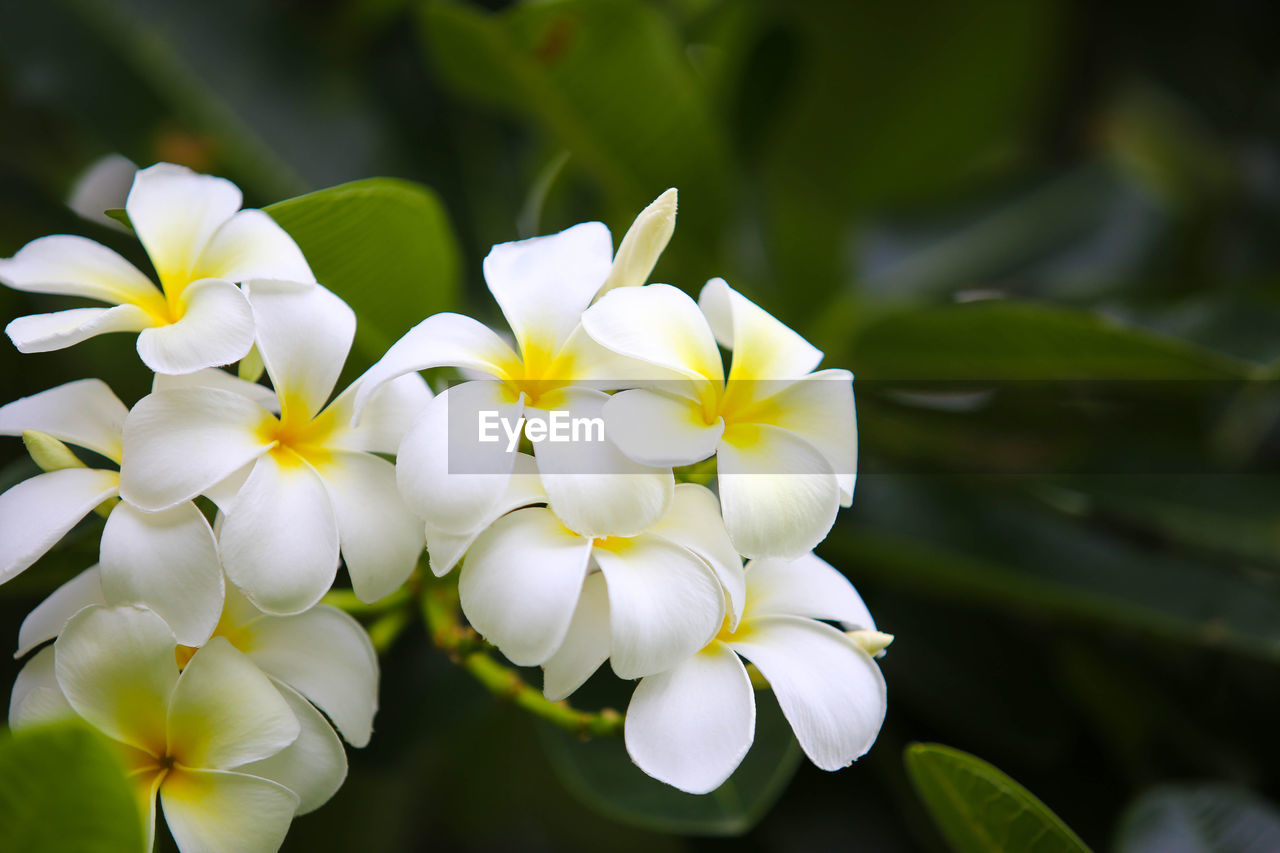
255, 393, 338, 468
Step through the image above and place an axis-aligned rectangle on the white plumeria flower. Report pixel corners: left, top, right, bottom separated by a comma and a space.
581, 278, 857, 559
0, 163, 314, 374
10, 604, 347, 853
620, 553, 887, 794
17, 567, 379, 748
0, 379, 224, 645
119, 280, 432, 615
350, 191, 680, 545
460, 483, 744, 681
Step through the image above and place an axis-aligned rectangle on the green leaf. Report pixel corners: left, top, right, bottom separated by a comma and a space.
420, 0, 730, 234
266, 178, 460, 373
102, 208, 132, 230
849, 302, 1254, 380
904, 743, 1093, 853
0, 721, 143, 853
537, 690, 801, 836
1115, 784, 1280, 853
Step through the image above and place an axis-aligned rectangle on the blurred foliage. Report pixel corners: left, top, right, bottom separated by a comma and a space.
0, 721, 143, 852
3, 0, 1280, 849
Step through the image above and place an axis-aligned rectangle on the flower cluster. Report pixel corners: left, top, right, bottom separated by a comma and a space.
0, 162, 887, 851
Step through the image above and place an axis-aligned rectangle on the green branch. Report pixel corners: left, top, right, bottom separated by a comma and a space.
419, 569, 623, 739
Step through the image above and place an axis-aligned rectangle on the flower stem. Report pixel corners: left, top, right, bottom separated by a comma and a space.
419, 568, 623, 739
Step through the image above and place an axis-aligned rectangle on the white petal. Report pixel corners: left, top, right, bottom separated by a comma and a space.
594, 537, 723, 679
119, 387, 272, 510
423, 453, 544, 577
699, 278, 822, 381
542, 572, 610, 701
728, 615, 885, 771
597, 188, 677, 294
648, 484, 745, 629
351, 312, 520, 420
167, 637, 299, 770
483, 221, 613, 358
582, 283, 723, 384
239, 680, 346, 814
193, 209, 315, 284
6, 304, 155, 353
219, 453, 339, 615
0, 468, 119, 583
458, 507, 592, 666
54, 604, 179, 756
153, 368, 279, 412
601, 389, 722, 467
126, 163, 242, 293
160, 768, 299, 853
68, 154, 136, 230
532, 388, 673, 538
136, 278, 255, 375
10, 646, 74, 728
235, 601, 378, 747
316, 451, 422, 603
99, 502, 225, 646
763, 369, 857, 505
327, 371, 432, 454
0, 378, 128, 463
17, 566, 106, 657
0, 234, 164, 310
244, 280, 353, 420
745, 553, 876, 629
624, 643, 754, 795
395, 381, 522, 534
717, 424, 839, 560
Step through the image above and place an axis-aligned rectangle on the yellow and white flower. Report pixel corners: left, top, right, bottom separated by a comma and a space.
460, 484, 743, 681
620, 553, 888, 794
0, 163, 313, 374
10, 604, 347, 853
350, 191, 680, 547
119, 280, 430, 614
581, 277, 857, 559
0, 379, 224, 645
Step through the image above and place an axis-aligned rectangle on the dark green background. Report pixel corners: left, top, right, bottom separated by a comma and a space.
4, 0, 1280, 849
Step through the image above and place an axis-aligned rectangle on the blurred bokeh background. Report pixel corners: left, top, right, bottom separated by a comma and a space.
5, 0, 1280, 849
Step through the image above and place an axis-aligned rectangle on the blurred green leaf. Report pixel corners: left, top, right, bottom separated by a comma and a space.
1114, 784, 1280, 853
537, 691, 800, 836
849, 302, 1255, 380
266, 178, 460, 373
0, 721, 143, 853
420, 0, 730, 234
904, 743, 1092, 853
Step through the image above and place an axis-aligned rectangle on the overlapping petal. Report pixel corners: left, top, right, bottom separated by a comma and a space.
482, 221, 613, 360
459, 507, 592, 666
0, 378, 128, 462
318, 451, 423, 604
601, 389, 722, 468
193, 210, 315, 285
219, 453, 340, 615
54, 605, 178, 756
234, 598, 378, 747
541, 572, 610, 701
9, 646, 74, 728
593, 537, 723, 679
120, 387, 273, 510
582, 283, 723, 386
167, 638, 299, 770
7, 304, 155, 354
99, 502, 224, 646
135, 278, 256, 375
125, 164, 242, 293
624, 643, 754, 795
717, 423, 839, 559
0, 468, 120, 583
744, 553, 876, 630
17, 566, 106, 657
245, 280, 354, 420
239, 680, 346, 814
727, 616, 885, 771
699, 278, 822, 382
0, 234, 165, 311
159, 768, 299, 853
